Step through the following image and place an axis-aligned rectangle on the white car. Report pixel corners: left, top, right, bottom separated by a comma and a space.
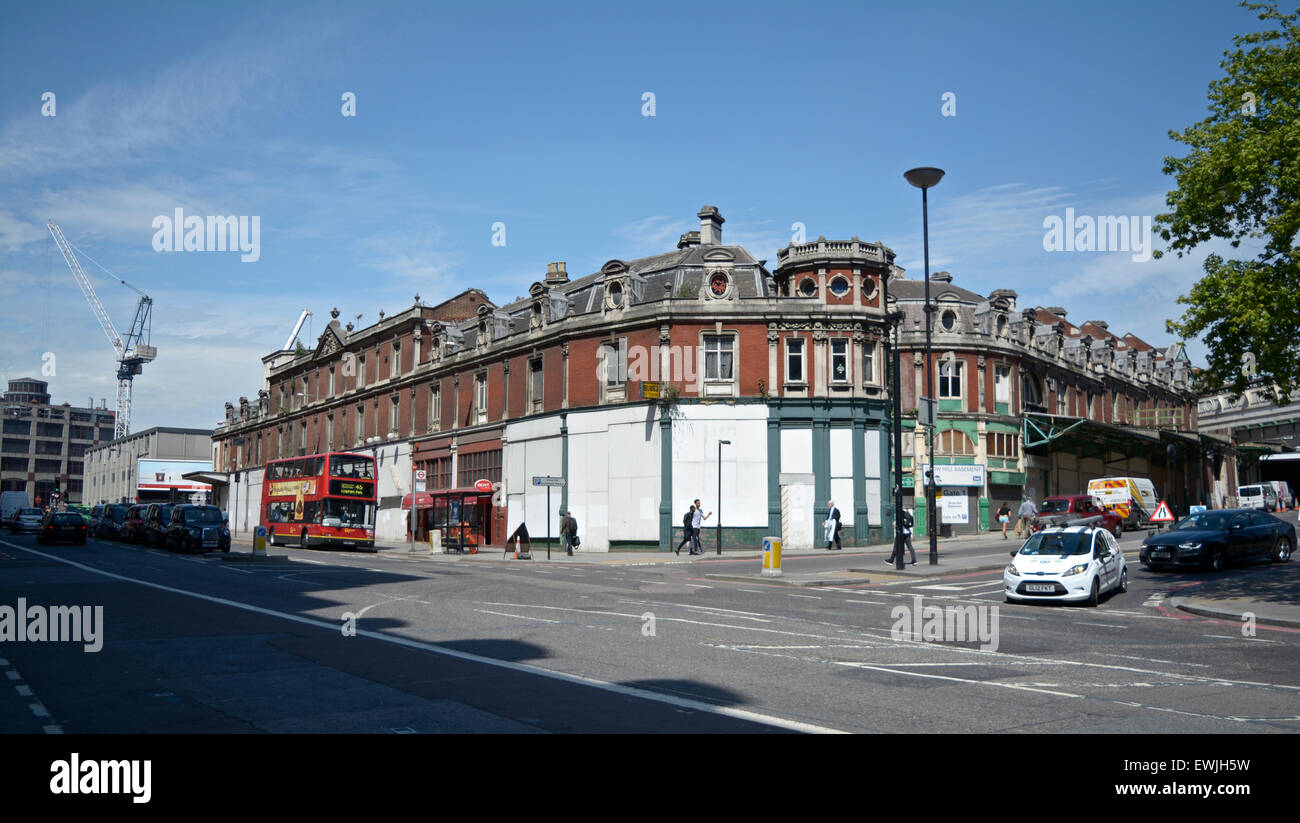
1004, 526, 1127, 606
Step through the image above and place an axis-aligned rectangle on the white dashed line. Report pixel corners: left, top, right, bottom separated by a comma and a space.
16, 685, 32, 697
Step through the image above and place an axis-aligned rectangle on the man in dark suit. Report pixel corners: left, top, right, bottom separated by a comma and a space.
825, 500, 842, 550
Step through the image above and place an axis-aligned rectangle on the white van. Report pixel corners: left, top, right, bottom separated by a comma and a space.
1, 490, 31, 525
1266, 480, 1292, 510
1086, 477, 1159, 529
1238, 484, 1277, 511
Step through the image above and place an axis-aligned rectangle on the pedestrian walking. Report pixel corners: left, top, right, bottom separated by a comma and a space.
560, 508, 578, 556
996, 502, 1012, 539
824, 500, 842, 550
1016, 494, 1037, 538
887, 508, 917, 565
691, 498, 711, 555
676, 505, 696, 555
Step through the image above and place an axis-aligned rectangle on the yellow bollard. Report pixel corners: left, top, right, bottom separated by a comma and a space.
761, 536, 783, 577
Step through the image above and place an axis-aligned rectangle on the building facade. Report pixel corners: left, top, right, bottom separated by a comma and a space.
0, 378, 117, 506
889, 272, 1216, 535
212, 207, 896, 550
84, 426, 215, 506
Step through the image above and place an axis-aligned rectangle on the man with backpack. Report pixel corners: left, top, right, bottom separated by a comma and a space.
676, 504, 696, 555
690, 498, 711, 555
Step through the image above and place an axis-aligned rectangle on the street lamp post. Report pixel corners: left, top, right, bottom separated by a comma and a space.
884, 277, 907, 571
717, 439, 731, 555
905, 166, 945, 565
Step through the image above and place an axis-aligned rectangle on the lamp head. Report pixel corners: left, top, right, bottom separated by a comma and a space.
904, 167, 946, 189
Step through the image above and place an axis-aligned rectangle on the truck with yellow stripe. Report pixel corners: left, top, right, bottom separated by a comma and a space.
1085, 477, 1159, 530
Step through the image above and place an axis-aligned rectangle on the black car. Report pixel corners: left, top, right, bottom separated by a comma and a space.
165, 505, 231, 553
142, 503, 173, 547
35, 512, 88, 545
97, 504, 129, 539
1140, 508, 1295, 571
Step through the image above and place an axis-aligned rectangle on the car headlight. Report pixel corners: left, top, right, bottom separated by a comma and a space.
1177, 541, 1202, 550
1062, 563, 1090, 576
1005, 564, 1020, 576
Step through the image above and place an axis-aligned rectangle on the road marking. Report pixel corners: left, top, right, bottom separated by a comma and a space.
1074, 622, 1128, 629
29, 702, 50, 718
788, 594, 822, 600
738, 589, 769, 594
844, 599, 890, 605
43, 725, 63, 734
475, 609, 563, 624
836, 661, 1084, 699
4, 671, 19, 681
1203, 634, 1282, 644
16, 685, 32, 696
221, 565, 253, 574
2, 539, 846, 735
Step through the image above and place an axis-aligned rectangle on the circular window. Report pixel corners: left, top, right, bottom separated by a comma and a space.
709, 272, 729, 297
799, 278, 818, 297
940, 309, 957, 331
829, 276, 850, 297
608, 281, 624, 307
861, 277, 878, 299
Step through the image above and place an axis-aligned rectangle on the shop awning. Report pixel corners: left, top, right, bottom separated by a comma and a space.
401, 487, 494, 509
401, 492, 435, 510
181, 471, 229, 487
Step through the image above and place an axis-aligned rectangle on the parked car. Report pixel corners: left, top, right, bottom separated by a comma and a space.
66, 504, 92, 525
9, 507, 45, 534
1032, 495, 1124, 537
36, 511, 87, 545
97, 504, 130, 539
165, 505, 231, 553
142, 504, 173, 547
117, 504, 148, 543
1140, 508, 1295, 572
1005, 526, 1128, 606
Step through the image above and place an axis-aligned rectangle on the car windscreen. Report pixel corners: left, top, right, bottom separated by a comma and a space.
1017, 532, 1089, 556
20, 508, 42, 516
1173, 513, 1231, 531
1039, 499, 1070, 513
183, 508, 224, 525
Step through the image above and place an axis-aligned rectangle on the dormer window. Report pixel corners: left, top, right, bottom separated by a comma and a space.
608, 281, 624, 308
940, 309, 957, 331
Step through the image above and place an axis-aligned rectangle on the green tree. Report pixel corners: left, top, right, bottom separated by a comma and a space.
1157, 1, 1300, 401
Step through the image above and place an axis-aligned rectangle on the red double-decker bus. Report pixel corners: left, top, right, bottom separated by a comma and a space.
260, 452, 376, 549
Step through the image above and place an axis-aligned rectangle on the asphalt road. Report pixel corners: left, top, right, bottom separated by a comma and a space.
2, 518, 1298, 733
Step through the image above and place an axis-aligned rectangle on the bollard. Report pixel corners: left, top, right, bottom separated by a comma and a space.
253, 526, 267, 556
761, 536, 783, 577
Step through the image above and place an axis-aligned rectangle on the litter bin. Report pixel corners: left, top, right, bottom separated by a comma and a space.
940, 523, 953, 538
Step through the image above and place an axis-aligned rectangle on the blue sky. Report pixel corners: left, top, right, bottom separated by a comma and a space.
0, 0, 1272, 429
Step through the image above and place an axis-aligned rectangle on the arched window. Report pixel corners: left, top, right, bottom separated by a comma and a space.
1021, 371, 1044, 408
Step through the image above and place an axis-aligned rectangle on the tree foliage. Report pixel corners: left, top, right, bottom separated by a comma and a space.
1157, 1, 1300, 401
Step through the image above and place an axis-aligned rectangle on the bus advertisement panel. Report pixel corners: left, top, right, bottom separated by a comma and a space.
260, 452, 376, 548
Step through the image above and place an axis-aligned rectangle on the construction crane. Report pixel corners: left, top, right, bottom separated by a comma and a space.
47, 221, 156, 439
283, 309, 312, 351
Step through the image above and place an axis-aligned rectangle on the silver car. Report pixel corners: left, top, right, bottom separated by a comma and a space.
9, 508, 45, 534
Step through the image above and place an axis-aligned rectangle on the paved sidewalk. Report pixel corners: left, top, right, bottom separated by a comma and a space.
1169, 595, 1300, 630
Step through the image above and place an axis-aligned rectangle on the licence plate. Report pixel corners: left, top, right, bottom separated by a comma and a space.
1026, 583, 1055, 592
1151, 551, 1170, 559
